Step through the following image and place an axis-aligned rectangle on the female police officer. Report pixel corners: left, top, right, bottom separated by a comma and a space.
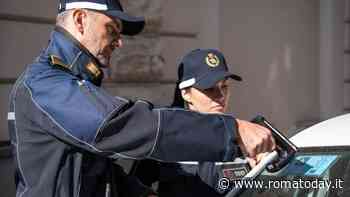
161, 48, 246, 197
135, 48, 262, 196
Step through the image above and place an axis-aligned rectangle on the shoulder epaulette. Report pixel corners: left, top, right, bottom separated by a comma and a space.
49, 55, 69, 69
86, 62, 102, 78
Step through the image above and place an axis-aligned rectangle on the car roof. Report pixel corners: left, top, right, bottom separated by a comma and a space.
290, 113, 350, 147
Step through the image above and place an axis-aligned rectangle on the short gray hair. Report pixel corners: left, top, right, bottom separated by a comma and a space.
56, 9, 99, 27
56, 10, 73, 27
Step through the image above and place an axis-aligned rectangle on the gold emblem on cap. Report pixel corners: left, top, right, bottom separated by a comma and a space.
205, 53, 220, 67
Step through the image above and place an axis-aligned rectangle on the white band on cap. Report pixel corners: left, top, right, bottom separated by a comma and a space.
179, 78, 196, 89
66, 2, 108, 10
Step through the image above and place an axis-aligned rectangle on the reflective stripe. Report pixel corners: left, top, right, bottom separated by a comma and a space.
7, 112, 15, 120
179, 78, 196, 89
66, 2, 108, 10
178, 161, 248, 165
178, 161, 198, 165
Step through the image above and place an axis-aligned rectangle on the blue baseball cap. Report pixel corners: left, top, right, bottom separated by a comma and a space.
58, 0, 145, 35
178, 49, 242, 90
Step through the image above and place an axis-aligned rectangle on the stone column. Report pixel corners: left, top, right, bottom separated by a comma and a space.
319, 0, 345, 119
106, 0, 164, 82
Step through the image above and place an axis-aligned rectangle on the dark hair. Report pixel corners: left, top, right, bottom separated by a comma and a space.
171, 63, 185, 108
171, 81, 185, 108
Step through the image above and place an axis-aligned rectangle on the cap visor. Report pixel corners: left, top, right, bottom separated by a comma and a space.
229, 73, 242, 81
194, 71, 242, 90
105, 10, 145, 35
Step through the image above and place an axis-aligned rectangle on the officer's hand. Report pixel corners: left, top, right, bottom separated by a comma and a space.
246, 152, 270, 167
236, 119, 276, 161
246, 156, 257, 168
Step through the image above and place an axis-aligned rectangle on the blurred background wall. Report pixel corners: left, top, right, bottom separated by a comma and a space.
0, 0, 349, 196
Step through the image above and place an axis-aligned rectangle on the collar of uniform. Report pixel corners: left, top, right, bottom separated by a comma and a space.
44, 26, 104, 86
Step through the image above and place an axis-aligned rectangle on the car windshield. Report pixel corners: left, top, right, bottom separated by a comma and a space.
239, 147, 350, 197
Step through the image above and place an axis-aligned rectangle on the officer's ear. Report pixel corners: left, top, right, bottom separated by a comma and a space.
72, 9, 88, 35
181, 88, 192, 104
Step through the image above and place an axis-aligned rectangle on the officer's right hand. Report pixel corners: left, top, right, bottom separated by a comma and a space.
236, 119, 276, 165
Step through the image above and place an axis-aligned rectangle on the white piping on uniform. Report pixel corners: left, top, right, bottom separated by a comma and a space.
12, 74, 29, 197
178, 161, 199, 165
7, 112, 15, 120
69, 51, 82, 69
156, 107, 235, 119
148, 109, 161, 157
178, 161, 247, 165
23, 81, 139, 160
92, 95, 129, 142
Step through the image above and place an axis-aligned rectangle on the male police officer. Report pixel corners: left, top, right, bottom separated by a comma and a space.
8, 0, 275, 197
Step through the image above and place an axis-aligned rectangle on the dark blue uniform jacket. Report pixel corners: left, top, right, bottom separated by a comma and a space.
7, 26, 239, 197
135, 149, 242, 196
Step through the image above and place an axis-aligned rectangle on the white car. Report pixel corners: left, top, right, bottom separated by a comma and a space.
237, 114, 350, 197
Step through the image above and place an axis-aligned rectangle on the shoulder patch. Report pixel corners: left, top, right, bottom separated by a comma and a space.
86, 62, 102, 77
49, 55, 69, 69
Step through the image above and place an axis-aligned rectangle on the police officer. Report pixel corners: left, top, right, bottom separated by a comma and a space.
7, 1, 275, 197
135, 49, 260, 196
